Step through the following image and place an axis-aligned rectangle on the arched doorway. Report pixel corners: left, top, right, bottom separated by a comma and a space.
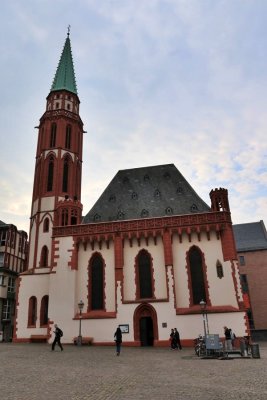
134, 303, 158, 346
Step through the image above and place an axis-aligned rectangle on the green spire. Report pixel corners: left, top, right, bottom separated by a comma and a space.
50, 33, 77, 95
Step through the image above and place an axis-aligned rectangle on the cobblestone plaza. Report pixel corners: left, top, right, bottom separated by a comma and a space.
0, 343, 266, 400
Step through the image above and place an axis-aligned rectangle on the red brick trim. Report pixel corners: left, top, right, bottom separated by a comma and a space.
73, 311, 116, 319
176, 305, 243, 314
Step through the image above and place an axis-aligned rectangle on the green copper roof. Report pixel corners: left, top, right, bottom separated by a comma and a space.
50, 35, 77, 95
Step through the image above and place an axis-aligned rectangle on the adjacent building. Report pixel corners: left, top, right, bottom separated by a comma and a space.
233, 220, 267, 340
0, 220, 28, 341
14, 33, 247, 346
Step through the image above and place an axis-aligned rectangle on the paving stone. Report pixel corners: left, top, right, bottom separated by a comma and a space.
0, 343, 266, 399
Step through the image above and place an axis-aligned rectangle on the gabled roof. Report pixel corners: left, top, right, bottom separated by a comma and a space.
233, 220, 267, 252
50, 34, 77, 95
83, 164, 211, 224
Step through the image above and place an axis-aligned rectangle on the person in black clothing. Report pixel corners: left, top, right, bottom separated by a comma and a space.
114, 326, 122, 356
224, 326, 232, 351
170, 328, 177, 349
174, 328, 182, 350
52, 324, 63, 351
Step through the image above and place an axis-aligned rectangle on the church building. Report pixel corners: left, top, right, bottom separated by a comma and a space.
14, 33, 248, 346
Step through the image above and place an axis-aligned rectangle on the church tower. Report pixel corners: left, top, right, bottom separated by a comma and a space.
28, 31, 83, 271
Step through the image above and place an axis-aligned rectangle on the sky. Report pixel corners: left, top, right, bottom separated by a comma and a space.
0, 0, 267, 235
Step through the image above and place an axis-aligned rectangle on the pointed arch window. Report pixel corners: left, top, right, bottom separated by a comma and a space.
89, 254, 104, 311
136, 250, 153, 299
65, 125, 72, 149
28, 296, 37, 327
40, 295, 49, 326
71, 209, 78, 225
40, 246, 48, 267
188, 246, 207, 305
47, 156, 54, 192
43, 217, 49, 232
50, 123, 57, 148
62, 157, 70, 193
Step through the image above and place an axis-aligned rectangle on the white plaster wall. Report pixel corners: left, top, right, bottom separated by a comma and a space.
16, 273, 50, 338
172, 231, 238, 308
28, 220, 37, 268
48, 236, 78, 341
123, 236, 167, 301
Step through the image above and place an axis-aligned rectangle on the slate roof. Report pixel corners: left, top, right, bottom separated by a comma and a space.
50, 35, 77, 95
233, 220, 267, 252
83, 164, 211, 224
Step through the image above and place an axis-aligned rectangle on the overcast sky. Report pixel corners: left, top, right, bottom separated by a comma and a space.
0, 0, 266, 235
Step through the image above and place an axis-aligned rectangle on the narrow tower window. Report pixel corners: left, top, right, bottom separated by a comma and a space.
43, 217, 49, 232
50, 123, 57, 147
65, 125, 72, 149
62, 157, 69, 193
40, 246, 48, 267
47, 157, 54, 192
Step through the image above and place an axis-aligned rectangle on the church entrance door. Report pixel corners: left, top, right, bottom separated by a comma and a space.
133, 303, 158, 346
140, 316, 154, 346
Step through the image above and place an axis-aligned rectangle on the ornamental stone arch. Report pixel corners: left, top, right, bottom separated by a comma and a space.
133, 303, 158, 346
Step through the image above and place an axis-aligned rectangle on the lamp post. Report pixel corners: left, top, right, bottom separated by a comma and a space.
77, 300, 84, 346
199, 299, 209, 337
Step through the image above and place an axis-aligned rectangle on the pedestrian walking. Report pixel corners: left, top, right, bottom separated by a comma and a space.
174, 328, 182, 350
170, 328, 177, 349
114, 326, 122, 356
52, 324, 63, 351
224, 326, 232, 351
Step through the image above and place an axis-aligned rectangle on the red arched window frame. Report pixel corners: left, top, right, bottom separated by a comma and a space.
135, 249, 155, 300
40, 246, 48, 267
28, 296, 37, 327
40, 295, 49, 326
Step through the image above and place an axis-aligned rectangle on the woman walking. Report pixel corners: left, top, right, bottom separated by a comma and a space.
114, 326, 122, 356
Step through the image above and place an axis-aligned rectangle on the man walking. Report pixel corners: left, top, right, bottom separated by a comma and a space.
52, 324, 63, 351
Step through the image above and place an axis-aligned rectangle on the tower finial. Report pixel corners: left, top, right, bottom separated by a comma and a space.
67, 25, 71, 37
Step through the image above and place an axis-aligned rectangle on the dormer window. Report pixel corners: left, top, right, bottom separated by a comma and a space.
165, 207, 173, 215
190, 204, 198, 212
141, 209, 149, 218
132, 192, 138, 200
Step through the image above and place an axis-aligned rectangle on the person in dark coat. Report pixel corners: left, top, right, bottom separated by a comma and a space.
174, 328, 182, 350
114, 326, 122, 356
52, 324, 63, 351
170, 328, 177, 349
224, 326, 232, 351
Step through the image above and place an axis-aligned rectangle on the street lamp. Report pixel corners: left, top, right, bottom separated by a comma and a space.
77, 300, 84, 346
199, 299, 209, 337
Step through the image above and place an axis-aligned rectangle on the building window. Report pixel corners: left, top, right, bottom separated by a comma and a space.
40, 246, 48, 267
2, 300, 11, 320
240, 274, 249, 294
61, 209, 69, 226
65, 125, 72, 149
47, 156, 54, 192
137, 250, 153, 299
43, 218, 49, 232
62, 157, 69, 193
0, 274, 5, 286
216, 260, 224, 279
89, 254, 104, 311
28, 296, 37, 326
0, 230, 7, 246
50, 123, 57, 148
71, 209, 78, 225
188, 246, 207, 305
239, 255, 245, 266
0, 253, 4, 268
7, 277, 15, 293
40, 295, 49, 326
